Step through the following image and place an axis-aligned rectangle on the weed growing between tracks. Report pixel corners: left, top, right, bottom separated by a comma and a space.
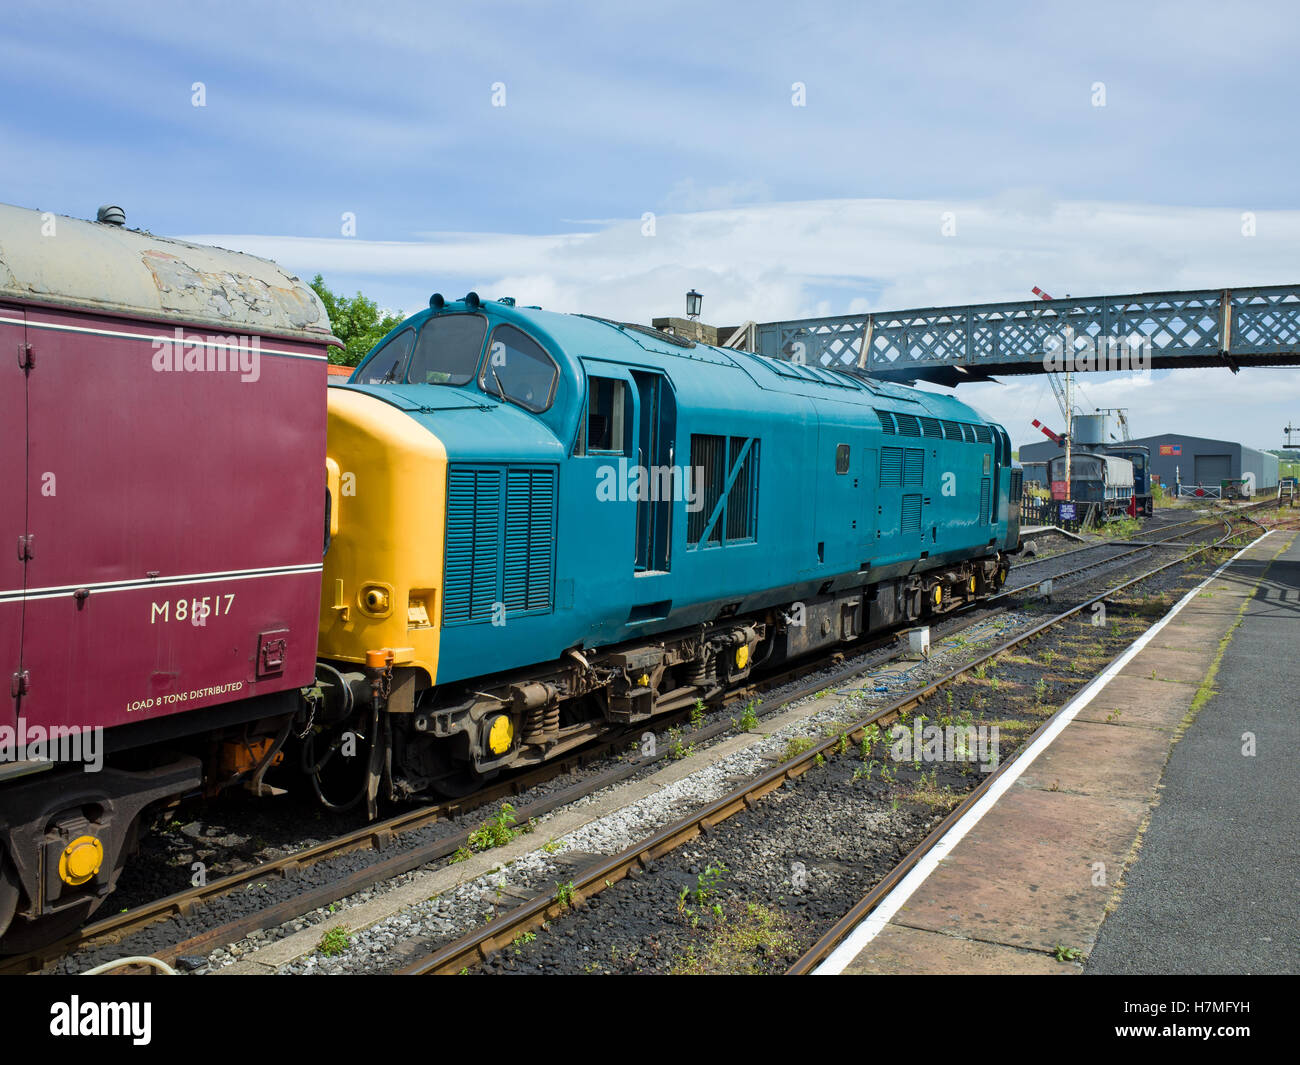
480, 547, 1235, 975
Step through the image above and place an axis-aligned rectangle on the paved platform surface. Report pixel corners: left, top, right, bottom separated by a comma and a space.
1087, 534, 1300, 974
835, 529, 1296, 976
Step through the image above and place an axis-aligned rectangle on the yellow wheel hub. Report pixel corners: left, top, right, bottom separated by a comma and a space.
487, 714, 514, 755
932, 585, 943, 606
734, 645, 749, 670
968, 575, 977, 594
59, 836, 104, 886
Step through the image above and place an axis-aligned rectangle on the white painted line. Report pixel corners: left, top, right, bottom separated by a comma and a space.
0, 315, 327, 360
0, 563, 323, 603
814, 531, 1273, 975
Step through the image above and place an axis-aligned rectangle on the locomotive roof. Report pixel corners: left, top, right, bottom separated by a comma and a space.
1052, 450, 1135, 475
0, 201, 335, 343
364, 298, 998, 429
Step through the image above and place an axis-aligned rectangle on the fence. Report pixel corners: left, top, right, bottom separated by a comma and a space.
1020, 494, 1100, 532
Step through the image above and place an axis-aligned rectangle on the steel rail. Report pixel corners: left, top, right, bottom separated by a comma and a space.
399, 508, 1263, 975
784, 507, 1267, 974
6, 592, 991, 973
17, 503, 1265, 974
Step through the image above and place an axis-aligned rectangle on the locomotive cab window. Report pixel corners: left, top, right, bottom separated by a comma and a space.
357, 328, 416, 384
406, 314, 488, 385
480, 324, 559, 412
835, 443, 850, 474
586, 377, 627, 454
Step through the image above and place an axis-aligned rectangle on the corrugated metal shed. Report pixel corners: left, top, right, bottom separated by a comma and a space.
1019, 432, 1279, 489
0, 202, 334, 342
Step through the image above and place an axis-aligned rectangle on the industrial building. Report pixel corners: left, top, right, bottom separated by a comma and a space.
1019, 425, 1279, 492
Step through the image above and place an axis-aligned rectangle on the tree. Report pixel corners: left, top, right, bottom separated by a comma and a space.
310, 274, 407, 366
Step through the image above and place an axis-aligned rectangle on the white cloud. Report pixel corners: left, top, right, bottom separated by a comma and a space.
184, 193, 1300, 452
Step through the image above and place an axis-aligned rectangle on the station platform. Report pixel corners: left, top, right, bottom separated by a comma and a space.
819, 528, 1298, 976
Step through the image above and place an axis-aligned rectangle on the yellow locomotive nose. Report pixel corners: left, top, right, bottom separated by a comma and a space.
319, 388, 446, 688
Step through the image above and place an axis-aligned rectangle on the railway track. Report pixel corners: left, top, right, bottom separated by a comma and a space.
16, 505, 1258, 975
395, 505, 1266, 975
2, 607, 996, 975
787, 503, 1269, 974
1001, 510, 1230, 599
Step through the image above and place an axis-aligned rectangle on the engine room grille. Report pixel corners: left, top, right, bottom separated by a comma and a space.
504, 469, 557, 611
980, 476, 992, 524
903, 448, 925, 486
445, 465, 556, 624
880, 447, 903, 487
894, 413, 921, 437
687, 434, 759, 546
901, 493, 922, 533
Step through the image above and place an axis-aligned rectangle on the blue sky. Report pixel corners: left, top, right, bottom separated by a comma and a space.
3, 0, 1299, 450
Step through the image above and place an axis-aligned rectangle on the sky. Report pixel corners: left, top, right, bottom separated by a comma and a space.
3, 0, 1298, 450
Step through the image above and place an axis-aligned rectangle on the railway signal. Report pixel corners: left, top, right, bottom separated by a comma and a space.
1034, 286, 1072, 501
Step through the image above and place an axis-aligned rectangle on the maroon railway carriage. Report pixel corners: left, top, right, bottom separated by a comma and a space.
0, 202, 335, 950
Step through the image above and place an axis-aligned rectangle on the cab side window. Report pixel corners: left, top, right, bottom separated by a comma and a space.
357, 329, 415, 384
480, 325, 559, 412
586, 377, 627, 454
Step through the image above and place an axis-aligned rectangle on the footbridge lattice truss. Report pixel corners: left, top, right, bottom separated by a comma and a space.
753, 286, 1300, 385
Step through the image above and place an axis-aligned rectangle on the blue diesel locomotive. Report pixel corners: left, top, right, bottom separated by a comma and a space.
318, 294, 1023, 795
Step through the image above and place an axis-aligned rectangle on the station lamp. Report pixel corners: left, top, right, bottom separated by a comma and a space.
686, 289, 702, 320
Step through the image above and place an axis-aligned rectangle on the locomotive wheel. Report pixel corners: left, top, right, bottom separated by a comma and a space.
398, 732, 498, 800
426, 745, 493, 799
0, 848, 19, 944
906, 587, 923, 620
429, 766, 482, 799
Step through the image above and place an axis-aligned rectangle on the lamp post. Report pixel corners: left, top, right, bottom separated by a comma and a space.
686, 289, 702, 321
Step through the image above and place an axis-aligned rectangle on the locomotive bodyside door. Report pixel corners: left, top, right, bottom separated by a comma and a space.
0, 306, 25, 736
631, 370, 675, 574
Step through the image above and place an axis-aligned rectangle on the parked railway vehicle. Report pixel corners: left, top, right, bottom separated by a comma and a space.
1048, 450, 1135, 519
324, 298, 1024, 797
1104, 444, 1153, 516
1020, 460, 1049, 488
0, 201, 1025, 951
0, 204, 334, 951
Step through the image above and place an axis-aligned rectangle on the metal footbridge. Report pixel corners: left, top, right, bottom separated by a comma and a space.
753, 285, 1300, 385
